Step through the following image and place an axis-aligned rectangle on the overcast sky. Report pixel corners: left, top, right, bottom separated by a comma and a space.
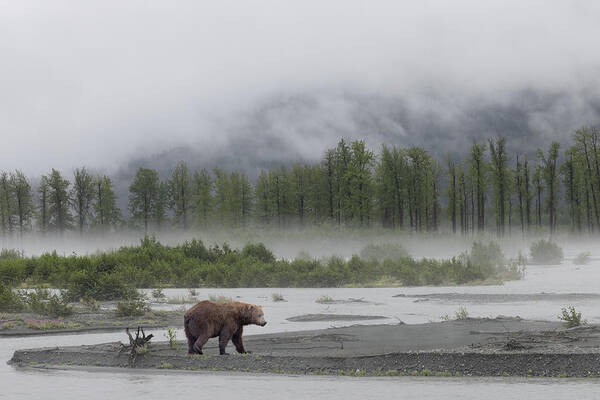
2, 1, 600, 175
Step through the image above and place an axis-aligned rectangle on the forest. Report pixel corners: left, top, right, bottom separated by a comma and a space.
0, 126, 599, 237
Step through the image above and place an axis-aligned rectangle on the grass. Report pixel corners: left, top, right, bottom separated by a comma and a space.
271, 293, 286, 302
208, 294, 232, 303
156, 362, 175, 369
0, 320, 19, 330
315, 295, 335, 304
25, 319, 81, 330
558, 306, 586, 328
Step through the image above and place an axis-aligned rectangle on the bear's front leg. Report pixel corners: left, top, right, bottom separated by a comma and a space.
232, 327, 247, 354
219, 329, 234, 355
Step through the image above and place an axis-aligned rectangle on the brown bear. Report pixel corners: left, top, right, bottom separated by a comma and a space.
184, 300, 267, 355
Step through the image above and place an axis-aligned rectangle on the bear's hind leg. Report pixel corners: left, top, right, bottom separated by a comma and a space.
187, 335, 197, 354
192, 334, 210, 354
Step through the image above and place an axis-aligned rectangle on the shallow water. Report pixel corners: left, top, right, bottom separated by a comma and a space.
4, 261, 600, 399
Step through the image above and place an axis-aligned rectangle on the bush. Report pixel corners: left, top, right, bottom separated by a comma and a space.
574, 252, 591, 265
42, 294, 73, 317
360, 243, 409, 262
116, 295, 150, 317
241, 243, 275, 263
164, 327, 177, 349
529, 239, 564, 265
25, 289, 73, 317
152, 288, 166, 299
67, 272, 137, 301
181, 239, 212, 261
0, 282, 25, 311
469, 241, 505, 269
558, 306, 586, 328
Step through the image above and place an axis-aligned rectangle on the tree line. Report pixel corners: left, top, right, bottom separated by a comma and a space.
1, 127, 600, 236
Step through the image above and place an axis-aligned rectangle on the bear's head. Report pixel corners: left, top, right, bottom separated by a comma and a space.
249, 304, 267, 326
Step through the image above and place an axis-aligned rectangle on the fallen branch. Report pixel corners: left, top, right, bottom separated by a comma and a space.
120, 326, 154, 366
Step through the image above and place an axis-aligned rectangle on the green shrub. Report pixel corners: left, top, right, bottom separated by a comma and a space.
469, 241, 505, 269
574, 252, 591, 265
152, 288, 166, 299
67, 271, 137, 301
44, 294, 73, 317
558, 306, 586, 328
164, 327, 177, 348
180, 239, 212, 261
25, 289, 72, 317
116, 296, 150, 317
529, 240, 564, 265
0, 259, 26, 285
241, 243, 275, 263
0, 282, 26, 311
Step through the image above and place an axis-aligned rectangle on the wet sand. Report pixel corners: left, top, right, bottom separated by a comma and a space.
10, 317, 600, 377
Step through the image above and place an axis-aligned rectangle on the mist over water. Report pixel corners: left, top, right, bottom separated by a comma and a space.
0, 230, 596, 262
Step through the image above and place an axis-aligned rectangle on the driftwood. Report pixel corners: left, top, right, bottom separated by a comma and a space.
120, 326, 154, 366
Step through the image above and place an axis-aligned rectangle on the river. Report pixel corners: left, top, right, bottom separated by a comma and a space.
3, 260, 600, 399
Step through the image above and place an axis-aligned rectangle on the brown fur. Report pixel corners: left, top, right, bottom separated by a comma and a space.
184, 300, 266, 355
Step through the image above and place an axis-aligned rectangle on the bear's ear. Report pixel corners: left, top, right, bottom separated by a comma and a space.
257, 305, 262, 309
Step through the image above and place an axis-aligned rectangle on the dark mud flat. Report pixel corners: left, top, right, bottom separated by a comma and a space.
10, 317, 600, 377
